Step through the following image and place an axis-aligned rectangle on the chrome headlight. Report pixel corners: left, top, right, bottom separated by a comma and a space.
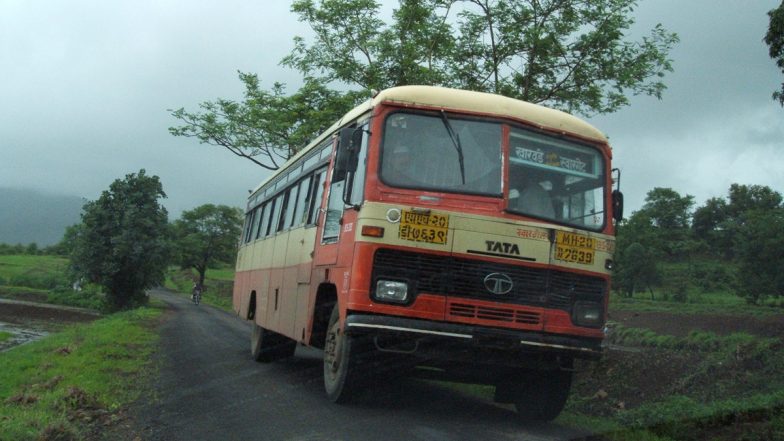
374, 280, 409, 304
572, 301, 603, 328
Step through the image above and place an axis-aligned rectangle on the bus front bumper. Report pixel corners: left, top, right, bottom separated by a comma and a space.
344, 313, 603, 361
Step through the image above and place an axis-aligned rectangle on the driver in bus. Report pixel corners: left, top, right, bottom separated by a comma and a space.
510, 177, 555, 219
383, 143, 416, 185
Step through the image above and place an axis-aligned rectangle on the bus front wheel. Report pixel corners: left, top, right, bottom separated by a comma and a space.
323, 305, 364, 403
251, 323, 296, 363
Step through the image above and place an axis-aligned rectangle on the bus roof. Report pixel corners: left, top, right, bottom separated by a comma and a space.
251, 85, 608, 195
373, 85, 607, 142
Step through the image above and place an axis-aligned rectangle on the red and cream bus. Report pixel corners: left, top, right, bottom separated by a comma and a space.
233, 85, 623, 421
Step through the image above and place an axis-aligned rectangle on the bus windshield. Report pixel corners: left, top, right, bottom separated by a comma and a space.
380, 112, 502, 196
380, 111, 606, 231
508, 127, 606, 230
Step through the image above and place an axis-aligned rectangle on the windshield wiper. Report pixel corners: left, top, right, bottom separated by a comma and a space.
440, 110, 466, 185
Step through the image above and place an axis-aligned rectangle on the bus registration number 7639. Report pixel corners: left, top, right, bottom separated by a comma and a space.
554, 231, 595, 265
399, 210, 449, 244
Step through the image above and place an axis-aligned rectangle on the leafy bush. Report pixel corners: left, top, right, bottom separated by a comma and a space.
47, 285, 105, 311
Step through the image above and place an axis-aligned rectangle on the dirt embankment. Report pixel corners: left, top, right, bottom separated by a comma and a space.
610, 309, 784, 339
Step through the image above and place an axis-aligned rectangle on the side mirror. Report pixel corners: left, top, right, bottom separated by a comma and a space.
333, 127, 361, 182
612, 190, 624, 222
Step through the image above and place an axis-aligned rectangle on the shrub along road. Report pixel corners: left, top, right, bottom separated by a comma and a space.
131, 289, 590, 441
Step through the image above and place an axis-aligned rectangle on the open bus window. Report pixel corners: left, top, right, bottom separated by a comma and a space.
380, 112, 502, 195
508, 128, 606, 230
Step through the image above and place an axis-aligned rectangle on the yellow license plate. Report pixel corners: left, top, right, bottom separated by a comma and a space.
554, 231, 595, 265
399, 210, 449, 244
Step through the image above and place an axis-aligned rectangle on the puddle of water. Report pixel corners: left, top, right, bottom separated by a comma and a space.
0, 321, 49, 352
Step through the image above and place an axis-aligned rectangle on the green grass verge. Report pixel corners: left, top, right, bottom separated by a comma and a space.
0, 306, 162, 440
0, 331, 12, 343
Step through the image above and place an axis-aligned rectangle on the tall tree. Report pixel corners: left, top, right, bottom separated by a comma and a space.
69, 170, 170, 311
734, 208, 784, 303
765, 0, 784, 106
172, 204, 243, 287
171, 0, 677, 169
169, 75, 360, 170
284, 0, 678, 115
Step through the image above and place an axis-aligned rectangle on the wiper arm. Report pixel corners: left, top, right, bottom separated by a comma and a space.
440, 110, 465, 185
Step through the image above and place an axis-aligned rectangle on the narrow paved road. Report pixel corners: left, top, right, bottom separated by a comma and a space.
135, 289, 591, 441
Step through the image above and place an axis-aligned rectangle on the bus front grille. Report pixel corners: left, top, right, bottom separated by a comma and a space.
370, 248, 606, 311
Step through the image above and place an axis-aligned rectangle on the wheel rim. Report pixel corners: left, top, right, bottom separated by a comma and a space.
324, 320, 343, 381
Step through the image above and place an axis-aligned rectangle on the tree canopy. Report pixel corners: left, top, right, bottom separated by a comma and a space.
69, 170, 170, 311
286, 0, 678, 115
170, 0, 677, 169
765, 0, 784, 106
172, 204, 243, 287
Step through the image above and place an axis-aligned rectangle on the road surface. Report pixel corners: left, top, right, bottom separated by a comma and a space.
133, 289, 592, 441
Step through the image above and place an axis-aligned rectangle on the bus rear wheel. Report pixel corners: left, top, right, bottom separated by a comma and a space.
323, 305, 365, 403
499, 369, 573, 422
250, 323, 296, 363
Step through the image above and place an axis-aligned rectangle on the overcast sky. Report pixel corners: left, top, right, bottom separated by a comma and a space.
1, 0, 782, 219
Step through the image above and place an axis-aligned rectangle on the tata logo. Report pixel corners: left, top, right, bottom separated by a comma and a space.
485, 240, 520, 256
484, 273, 514, 295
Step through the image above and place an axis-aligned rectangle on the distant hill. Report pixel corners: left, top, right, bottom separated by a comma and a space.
0, 188, 84, 246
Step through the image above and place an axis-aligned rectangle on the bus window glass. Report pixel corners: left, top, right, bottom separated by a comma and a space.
507, 128, 605, 230
320, 144, 332, 160
251, 205, 264, 240
282, 184, 300, 229
260, 200, 274, 237
380, 113, 502, 195
307, 169, 327, 225
293, 176, 312, 227
242, 212, 254, 243
270, 194, 285, 234
349, 125, 369, 205
322, 179, 345, 243
304, 153, 319, 171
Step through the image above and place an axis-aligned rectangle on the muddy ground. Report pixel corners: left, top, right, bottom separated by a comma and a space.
0, 299, 100, 351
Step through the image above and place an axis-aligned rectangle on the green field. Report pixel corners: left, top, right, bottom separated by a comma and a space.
0, 307, 162, 440
0, 254, 102, 310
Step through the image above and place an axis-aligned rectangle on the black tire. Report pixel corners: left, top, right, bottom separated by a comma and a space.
251, 323, 297, 363
323, 306, 366, 403
501, 369, 572, 422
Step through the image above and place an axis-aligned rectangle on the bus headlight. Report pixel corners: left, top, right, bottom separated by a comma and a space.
374, 280, 409, 303
572, 301, 603, 328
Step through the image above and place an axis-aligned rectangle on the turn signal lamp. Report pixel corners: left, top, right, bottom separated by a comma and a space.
361, 225, 385, 238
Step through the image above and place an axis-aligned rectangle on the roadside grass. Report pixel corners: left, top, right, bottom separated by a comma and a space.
165, 267, 234, 312
0, 306, 162, 440
0, 331, 12, 343
609, 294, 781, 317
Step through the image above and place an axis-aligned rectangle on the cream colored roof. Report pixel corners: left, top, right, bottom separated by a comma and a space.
372, 85, 607, 142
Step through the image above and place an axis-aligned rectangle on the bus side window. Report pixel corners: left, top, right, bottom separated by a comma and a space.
274, 192, 289, 233
307, 169, 327, 226
242, 212, 254, 243
322, 178, 344, 243
251, 205, 264, 240
282, 184, 300, 230
349, 124, 369, 206
261, 199, 276, 237
293, 176, 312, 227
